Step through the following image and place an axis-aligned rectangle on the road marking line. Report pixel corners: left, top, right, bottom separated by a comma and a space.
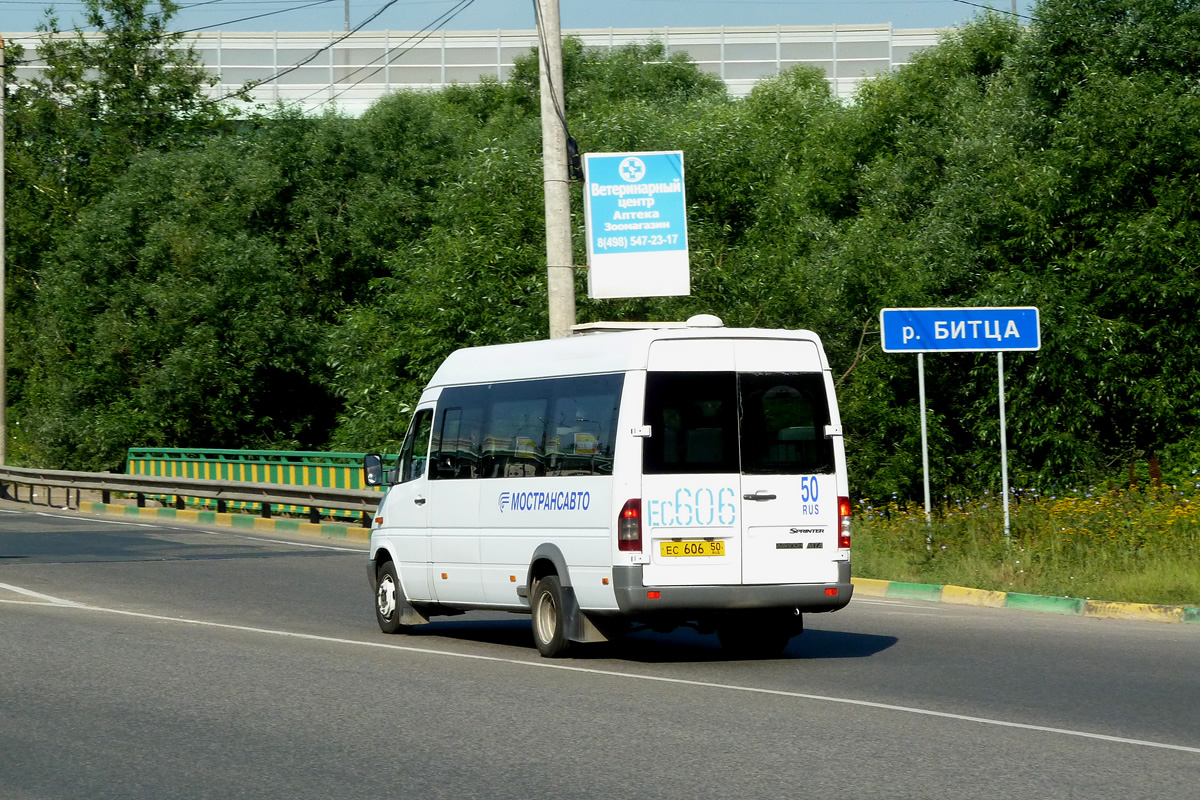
4, 581, 1197, 755
35, 512, 158, 529
0, 582, 86, 607
0, 599, 75, 606
213, 535, 362, 553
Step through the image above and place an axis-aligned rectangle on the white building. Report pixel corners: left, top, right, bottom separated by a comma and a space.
10, 24, 946, 116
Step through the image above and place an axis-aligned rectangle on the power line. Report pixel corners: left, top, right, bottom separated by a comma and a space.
176, 0, 336, 33
531, 0, 585, 181
949, 0, 1034, 23
2, 0, 342, 52
307, 0, 475, 108
179, 0, 242, 10
531, 0, 568, 132
211, 0, 409, 101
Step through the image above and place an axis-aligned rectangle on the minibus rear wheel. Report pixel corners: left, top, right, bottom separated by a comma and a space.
531, 575, 572, 658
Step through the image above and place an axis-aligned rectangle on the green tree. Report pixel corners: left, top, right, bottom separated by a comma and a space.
17, 89, 469, 468
20, 141, 323, 468
7, 0, 239, 236
14, 0, 1200, 501
5, 0, 246, 463
983, 0, 1200, 480
325, 41, 732, 451
797, 1, 1200, 493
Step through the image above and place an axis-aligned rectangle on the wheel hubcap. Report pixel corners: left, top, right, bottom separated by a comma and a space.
377, 574, 397, 620
535, 589, 557, 643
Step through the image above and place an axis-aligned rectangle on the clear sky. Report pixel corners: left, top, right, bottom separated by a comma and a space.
4, 0, 1037, 37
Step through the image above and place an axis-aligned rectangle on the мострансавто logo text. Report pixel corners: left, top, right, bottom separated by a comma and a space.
499, 490, 592, 513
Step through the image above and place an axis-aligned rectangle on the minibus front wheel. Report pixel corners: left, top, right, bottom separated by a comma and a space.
375, 561, 412, 635
531, 575, 572, 658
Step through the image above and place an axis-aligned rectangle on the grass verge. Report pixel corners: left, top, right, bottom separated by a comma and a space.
852, 485, 1200, 606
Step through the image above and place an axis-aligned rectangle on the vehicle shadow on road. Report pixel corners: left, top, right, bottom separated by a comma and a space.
599, 627, 898, 663
399, 618, 897, 663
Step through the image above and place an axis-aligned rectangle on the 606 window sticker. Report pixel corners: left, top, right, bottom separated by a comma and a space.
646, 487, 737, 528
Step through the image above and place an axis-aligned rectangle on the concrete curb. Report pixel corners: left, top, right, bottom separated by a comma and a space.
77, 501, 370, 543
851, 577, 1200, 624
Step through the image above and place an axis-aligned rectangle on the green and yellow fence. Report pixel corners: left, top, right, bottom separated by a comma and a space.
125, 448, 395, 521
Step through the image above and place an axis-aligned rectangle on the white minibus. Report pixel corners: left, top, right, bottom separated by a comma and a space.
363, 315, 852, 657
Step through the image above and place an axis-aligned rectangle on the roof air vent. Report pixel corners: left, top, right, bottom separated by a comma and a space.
685, 314, 724, 328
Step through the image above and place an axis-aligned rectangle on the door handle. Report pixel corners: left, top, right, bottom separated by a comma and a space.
743, 492, 777, 501
414, 496, 427, 506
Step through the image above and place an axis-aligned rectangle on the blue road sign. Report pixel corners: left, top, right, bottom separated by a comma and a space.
880, 307, 1041, 353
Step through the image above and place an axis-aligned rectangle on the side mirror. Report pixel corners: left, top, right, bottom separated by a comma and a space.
363, 453, 385, 487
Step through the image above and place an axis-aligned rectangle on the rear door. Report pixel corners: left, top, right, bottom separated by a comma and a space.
734, 340, 840, 585
641, 339, 741, 587
640, 337, 840, 588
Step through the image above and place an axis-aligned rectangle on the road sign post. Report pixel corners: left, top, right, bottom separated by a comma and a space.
918, 352, 930, 539
880, 307, 1041, 542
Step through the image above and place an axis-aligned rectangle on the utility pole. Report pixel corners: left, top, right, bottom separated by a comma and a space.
1, 33, 7, 466
535, 0, 576, 339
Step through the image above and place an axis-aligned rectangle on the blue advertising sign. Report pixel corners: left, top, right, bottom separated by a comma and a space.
583, 151, 690, 299
880, 307, 1041, 353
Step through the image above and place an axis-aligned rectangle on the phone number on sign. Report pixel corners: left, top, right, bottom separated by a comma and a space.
595, 234, 680, 250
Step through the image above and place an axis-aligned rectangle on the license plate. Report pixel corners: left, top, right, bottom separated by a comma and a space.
659, 540, 725, 557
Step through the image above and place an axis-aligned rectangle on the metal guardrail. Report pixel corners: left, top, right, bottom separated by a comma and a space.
0, 465, 383, 526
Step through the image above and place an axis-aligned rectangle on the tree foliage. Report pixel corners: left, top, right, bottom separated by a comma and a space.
5, 0, 246, 458
8, 0, 236, 227
7, 0, 1200, 498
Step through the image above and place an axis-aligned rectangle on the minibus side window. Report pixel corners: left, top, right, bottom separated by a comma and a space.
643, 372, 739, 474
546, 373, 623, 477
430, 386, 485, 480
399, 409, 433, 483
431, 375, 624, 480
482, 382, 549, 479
738, 373, 835, 474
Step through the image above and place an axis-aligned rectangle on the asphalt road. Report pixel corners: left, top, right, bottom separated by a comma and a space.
2, 502, 1198, 799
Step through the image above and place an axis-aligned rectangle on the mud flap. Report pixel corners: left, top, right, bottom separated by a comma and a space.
561, 585, 609, 644
398, 602, 430, 626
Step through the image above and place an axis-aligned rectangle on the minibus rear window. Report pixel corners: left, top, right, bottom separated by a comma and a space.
738, 373, 835, 475
643, 371, 834, 475
643, 372, 740, 474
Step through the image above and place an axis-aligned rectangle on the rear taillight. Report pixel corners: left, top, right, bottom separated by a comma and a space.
838, 496, 852, 549
618, 499, 642, 552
